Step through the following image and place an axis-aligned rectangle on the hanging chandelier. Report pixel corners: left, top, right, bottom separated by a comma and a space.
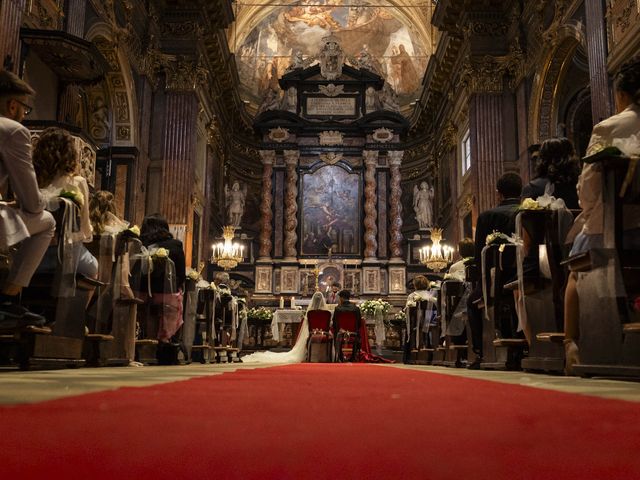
419, 228, 453, 273
211, 226, 244, 270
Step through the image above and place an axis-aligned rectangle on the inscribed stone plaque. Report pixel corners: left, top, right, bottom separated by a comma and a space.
306, 97, 356, 116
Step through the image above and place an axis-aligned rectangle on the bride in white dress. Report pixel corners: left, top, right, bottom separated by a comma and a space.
241, 291, 328, 363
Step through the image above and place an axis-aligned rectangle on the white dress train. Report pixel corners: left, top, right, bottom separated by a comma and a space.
241, 317, 310, 363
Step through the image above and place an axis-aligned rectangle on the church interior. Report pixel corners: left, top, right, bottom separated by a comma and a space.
1, 0, 640, 478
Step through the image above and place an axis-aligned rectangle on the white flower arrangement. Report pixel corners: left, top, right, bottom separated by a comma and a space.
186, 269, 200, 281
127, 225, 140, 236
247, 307, 273, 321
393, 310, 406, 321
359, 298, 392, 317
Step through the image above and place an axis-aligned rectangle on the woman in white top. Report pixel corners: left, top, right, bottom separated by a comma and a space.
32, 127, 97, 280
242, 291, 328, 363
564, 57, 640, 374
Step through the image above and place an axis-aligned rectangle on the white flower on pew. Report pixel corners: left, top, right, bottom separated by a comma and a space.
393, 310, 406, 321
187, 269, 200, 281
127, 225, 140, 236
520, 198, 544, 210
153, 247, 169, 258
59, 187, 84, 208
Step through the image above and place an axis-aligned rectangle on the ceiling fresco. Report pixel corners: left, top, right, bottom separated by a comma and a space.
233, 1, 434, 111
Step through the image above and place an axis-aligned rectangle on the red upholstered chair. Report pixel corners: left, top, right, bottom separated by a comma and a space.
306, 309, 333, 362
333, 310, 361, 362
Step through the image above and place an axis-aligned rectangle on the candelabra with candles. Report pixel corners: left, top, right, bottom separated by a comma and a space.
419, 227, 453, 273
211, 226, 244, 270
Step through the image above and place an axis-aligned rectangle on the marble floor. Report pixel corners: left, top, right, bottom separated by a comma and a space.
1, 363, 639, 405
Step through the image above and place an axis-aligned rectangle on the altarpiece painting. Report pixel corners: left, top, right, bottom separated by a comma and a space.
301, 165, 360, 256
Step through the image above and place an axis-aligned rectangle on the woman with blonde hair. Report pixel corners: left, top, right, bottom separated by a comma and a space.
32, 127, 97, 281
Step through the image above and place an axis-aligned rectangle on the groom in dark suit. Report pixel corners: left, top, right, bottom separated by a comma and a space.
332, 289, 362, 361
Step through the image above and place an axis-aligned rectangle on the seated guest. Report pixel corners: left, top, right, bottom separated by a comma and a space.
564, 57, 640, 374
446, 238, 475, 282
89, 190, 128, 235
0, 71, 55, 323
32, 127, 97, 281
522, 137, 580, 209
405, 275, 434, 307
326, 282, 341, 304
466, 173, 522, 369
139, 214, 186, 348
140, 213, 186, 294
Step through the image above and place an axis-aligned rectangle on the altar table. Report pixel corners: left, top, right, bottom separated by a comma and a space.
271, 309, 305, 342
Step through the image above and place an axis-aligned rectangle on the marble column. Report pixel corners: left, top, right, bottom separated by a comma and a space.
160, 91, 198, 226
585, 0, 614, 123
363, 150, 378, 260
387, 151, 404, 261
58, 0, 87, 125
259, 150, 275, 260
283, 150, 299, 260
470, 94, 505, 214
0, 0, 26, 72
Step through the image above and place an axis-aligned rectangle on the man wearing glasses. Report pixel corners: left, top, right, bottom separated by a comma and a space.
0, 69, 55, 325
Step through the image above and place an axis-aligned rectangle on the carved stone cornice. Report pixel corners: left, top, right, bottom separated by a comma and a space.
165, 56, 208, 92
459, 46, 525, 94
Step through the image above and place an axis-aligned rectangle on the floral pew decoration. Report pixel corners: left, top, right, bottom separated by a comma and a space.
359, 298, 392, 354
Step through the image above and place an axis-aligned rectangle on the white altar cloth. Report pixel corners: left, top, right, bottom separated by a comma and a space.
271, 309, 305, 341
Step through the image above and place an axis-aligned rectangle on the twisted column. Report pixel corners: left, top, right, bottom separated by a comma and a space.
283, 150, 299, 260
259, 150, 275, 259
363, 150, 378, 259
388, 151, 404, 260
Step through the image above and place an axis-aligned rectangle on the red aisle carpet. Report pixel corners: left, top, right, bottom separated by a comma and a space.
1, 364, 640, 480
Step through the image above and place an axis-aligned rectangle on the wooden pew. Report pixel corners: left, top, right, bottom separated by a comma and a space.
566, 154, 640, 377
14, 200, 92, 369
187, 285, 216, 364
511, 209, 567, 373
479, 244, 527, 370
439, 280, 468, 368
403, 300, 436, 364
134, 255, 181, 365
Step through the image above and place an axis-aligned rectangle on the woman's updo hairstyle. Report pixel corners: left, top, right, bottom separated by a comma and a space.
537, 137, 580, 184
614, 56, 640, 105
32, 127, 78, 188
89, 190, 117, 235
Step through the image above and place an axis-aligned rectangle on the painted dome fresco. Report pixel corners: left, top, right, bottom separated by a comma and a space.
232, 0, 436, 112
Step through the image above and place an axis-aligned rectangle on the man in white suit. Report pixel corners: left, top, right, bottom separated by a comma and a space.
0, 70, 55, 324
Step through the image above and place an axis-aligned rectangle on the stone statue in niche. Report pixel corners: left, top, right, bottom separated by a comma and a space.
257, 88, 280, 115
225, 181, 247, 227
413, 181, 434, 230
284, 86, 297, 112
286, 50, 306, 72
380, 83, 400, 112
318, 34, 344, 80
365, 86, 378, 112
